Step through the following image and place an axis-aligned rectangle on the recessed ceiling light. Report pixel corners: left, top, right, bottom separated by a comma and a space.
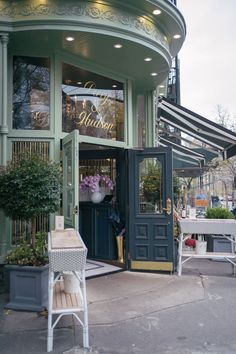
77, 81, 82, 85
65, 36, 75, 42
153, 9, 162, 15
144, 57, 152, 62
173, 34, 181, 39
151, 72, 157, 76
112, 85, 117, 88
114, 44, 123, 49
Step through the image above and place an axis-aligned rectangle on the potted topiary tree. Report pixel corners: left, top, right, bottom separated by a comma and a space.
0, 153, 62, 311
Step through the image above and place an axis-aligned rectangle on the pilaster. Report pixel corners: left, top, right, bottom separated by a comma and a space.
0, 33, 9, 166
0, 33, 9, 264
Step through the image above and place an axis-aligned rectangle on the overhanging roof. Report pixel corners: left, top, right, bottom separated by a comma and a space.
158, 97, 236, 160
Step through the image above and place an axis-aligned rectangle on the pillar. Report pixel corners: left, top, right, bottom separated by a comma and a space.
0, 33, 9, 263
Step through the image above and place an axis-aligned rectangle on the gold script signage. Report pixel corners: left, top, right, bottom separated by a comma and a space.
66, 80, 115, 132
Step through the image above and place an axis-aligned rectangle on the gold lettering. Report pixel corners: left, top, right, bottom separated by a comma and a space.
32, 111, 49, 128
84, 81, 96, 90
77, 110, 114, 131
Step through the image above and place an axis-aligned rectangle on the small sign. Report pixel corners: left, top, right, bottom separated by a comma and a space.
55, 216, 64, 230
195, 199, 208, 207
189, 208, 196, 219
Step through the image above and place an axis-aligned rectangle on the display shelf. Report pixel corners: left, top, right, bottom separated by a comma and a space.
177, 218, 236, 276
47, 230, 89, 352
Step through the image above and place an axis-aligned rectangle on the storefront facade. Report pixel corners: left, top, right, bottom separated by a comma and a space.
0, 1, 186, 273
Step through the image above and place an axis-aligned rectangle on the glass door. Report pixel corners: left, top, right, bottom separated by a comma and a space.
62, 130, 79, 229
128, 147, 174, 271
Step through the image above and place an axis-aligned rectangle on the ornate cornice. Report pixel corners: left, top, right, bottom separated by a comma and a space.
0, 1, 169, 50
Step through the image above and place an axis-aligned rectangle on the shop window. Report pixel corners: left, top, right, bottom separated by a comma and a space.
12, 56, 50, 130
11, 141, 50, 244
137, 95, 146, 147
62, 63, 124, 141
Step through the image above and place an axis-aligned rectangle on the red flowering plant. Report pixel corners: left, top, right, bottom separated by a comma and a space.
185, 238, 196, 248
80, 174, 114, 193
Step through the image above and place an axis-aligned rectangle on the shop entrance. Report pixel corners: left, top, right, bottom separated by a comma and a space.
62, 131, 174, 270
62, 130, 126, 264
78, 144, 126, 262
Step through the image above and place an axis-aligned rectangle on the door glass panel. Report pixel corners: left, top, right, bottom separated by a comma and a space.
65, 145, 73, 219
139, 157, 163, 214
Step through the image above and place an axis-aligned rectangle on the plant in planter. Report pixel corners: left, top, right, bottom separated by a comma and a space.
0, 153, 62, 311
206, 207, 235, 219
205, 207, 235, 253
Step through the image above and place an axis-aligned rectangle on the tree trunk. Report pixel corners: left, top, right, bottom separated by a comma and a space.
31, 218, 36, 246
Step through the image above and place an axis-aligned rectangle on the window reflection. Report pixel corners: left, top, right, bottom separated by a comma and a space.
62, 63, 124, 141
137, 95, 146, 147
13, 56, 50, 130
139, 158, 163, 214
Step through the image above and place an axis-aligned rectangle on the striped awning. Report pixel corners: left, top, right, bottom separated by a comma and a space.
158, 97, 236, 160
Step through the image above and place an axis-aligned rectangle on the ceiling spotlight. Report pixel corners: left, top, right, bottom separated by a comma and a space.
114, 44, 123, 49
173, 34, 181, 39
144, 57, 152, 62
153, 9, 162, 15
77, 81, 82, 85
112, 85, 117, 88
65, 36, 75, 42
151, 72, 157, 76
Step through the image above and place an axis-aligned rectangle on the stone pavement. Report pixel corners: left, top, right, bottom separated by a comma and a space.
1, 258, 236, 354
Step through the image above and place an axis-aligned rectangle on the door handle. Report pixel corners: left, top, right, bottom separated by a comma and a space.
163, 198, 172, 215
73, 205, 78, 215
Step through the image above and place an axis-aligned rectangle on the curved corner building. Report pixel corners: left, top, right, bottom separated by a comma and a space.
0, 1, 186, 275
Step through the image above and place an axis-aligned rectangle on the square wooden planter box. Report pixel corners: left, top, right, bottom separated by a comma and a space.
5, 264, 49, 312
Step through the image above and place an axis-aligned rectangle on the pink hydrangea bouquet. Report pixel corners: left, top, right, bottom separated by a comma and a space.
80, 174, 114, 193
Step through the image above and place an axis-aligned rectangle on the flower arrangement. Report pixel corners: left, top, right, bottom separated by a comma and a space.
80, 174, 114, 193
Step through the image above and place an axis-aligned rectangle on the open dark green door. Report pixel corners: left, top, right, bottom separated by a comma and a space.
128, 147, 174, 272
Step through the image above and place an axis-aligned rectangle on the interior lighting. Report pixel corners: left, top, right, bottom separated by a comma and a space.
151, 72, 157, 76
144, 57, 152, 62
112, 85, 117, 88
77, 81, 82, 85
152, 9, 162, 15
173, 34, 181, 39
114, 44, 123, 49
159, 85, 165, 88
65, 36, 75, 42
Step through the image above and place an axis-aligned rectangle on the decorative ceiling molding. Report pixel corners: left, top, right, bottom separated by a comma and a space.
0, 1, 169, 50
